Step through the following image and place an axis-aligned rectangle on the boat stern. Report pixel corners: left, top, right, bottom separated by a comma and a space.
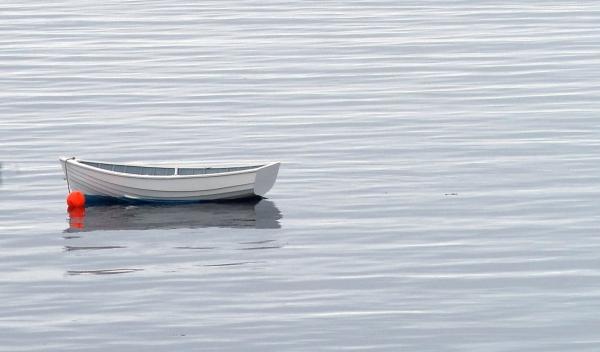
253, 162, 280, 197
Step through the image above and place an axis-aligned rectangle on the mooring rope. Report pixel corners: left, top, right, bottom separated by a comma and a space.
64, 157, 75, 193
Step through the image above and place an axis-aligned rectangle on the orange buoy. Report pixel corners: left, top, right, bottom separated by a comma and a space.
66, 191, 86, 208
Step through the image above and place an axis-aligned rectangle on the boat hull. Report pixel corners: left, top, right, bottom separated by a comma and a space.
59, 158, 279, 202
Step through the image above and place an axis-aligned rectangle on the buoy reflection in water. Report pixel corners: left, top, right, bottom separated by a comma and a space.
67, 206, 86, 230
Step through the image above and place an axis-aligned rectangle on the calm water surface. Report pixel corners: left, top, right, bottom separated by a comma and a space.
2, 1, 600, 351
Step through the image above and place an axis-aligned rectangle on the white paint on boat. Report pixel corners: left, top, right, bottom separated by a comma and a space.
59, 157, 280, 202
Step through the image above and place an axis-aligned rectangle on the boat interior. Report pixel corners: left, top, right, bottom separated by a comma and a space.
80, 161, 262, 176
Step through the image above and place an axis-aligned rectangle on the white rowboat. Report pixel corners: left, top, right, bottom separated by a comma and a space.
59, 157, 280, 202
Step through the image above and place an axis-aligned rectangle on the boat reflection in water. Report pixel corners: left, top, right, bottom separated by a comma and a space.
66, 198, 282, 232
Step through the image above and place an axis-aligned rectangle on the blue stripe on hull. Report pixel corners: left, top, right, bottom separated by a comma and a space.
85, 194, 264, 206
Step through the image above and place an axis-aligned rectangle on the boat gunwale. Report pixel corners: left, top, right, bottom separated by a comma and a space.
62, 158, 279, 180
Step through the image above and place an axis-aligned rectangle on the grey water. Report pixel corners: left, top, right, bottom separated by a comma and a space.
2, 1, 600, 351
